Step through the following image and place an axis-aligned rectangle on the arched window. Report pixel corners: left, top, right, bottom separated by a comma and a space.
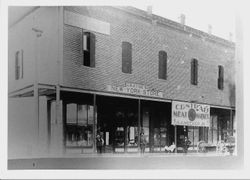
191, 59, 198, 85
218, 65, 224, 90
122, 41, 132, 74
158, 51, 167, 80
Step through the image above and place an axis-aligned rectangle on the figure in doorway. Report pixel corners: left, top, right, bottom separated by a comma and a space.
182, 136, 191, 153
96, 134, 104, 154
140, 132, 146, 154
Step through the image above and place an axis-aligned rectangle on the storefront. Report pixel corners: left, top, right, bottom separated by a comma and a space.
172, 101, 235, 152
59, 90, 235, 154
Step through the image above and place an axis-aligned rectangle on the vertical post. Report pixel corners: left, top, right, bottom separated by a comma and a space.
193, 126, 195, 149
138, 99, 141, 153
174, 126, 177, 153
55, 84, 62, 155
32, 27, 43, 156
230, 109, 233, 136
93, 94, 97, 153
34, 79, 39, 155
47, 99, 51, 153
62, 102, 66, 154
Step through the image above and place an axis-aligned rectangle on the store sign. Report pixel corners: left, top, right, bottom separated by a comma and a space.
107, 82, 164, 98
172, 101, 210, 127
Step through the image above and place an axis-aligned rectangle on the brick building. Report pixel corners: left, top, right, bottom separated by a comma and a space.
8, 6, 236, 158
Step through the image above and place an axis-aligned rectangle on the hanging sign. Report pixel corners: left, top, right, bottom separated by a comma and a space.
171, 101, 210, 127
107, 82, 164, 98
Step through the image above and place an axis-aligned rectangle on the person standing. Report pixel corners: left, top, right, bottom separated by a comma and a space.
183, 136, 191, 154
140, 132, 146, 154
96, 134, 104, 154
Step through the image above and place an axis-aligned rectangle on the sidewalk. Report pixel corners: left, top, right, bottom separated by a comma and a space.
8, 152, 236, 170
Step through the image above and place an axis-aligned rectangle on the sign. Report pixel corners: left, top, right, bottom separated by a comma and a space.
107, 82, 164, 98
64, 10, 110, 35
172, 101, 210, 127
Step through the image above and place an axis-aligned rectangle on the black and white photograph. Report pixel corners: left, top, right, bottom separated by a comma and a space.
1, 0, 250, 179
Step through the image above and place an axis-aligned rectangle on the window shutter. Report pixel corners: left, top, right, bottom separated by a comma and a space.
158, 51, 167, 79
21, 50, 24, 78
194, 59, 198, 85
89, 32, 96, 67
191, 59, 198, 85
218, 65, 224, 90
122, 42, 132, 73
191, 60, 194, 84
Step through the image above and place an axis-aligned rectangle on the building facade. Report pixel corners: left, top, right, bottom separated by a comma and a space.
8, 6, 236, 158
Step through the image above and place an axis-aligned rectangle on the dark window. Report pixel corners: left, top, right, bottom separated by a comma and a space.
158, 51, 167, 79
83, 31, 95, 67
15, 50, 23, 80
122, 41, 132, 74
218, 65, 224, 90
191, 59, 198, 85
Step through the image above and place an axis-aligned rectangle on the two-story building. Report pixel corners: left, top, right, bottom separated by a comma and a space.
8, 6, 236, 158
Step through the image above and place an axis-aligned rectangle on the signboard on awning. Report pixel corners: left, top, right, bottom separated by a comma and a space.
107, 82, 164, 98
172, 101, 210, 127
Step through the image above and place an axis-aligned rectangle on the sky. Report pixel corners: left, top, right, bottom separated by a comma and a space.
132, 0, 236, 41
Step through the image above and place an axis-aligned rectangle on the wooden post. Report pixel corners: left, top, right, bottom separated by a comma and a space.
174, 126, 177, 153
47, 99, 51, 153
32, 27, 43, 156
230, 109, 233, 136
138, 99, 141, 153
93, 94, 97, 153
193, 126, 195, 149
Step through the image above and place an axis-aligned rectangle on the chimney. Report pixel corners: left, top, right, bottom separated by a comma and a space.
147, 6, 152, 15
229, 32, 233, 41
179, 14, 185, 25
208, 24, 212, 35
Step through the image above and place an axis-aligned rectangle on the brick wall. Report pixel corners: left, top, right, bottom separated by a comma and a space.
63, 6, 235, 107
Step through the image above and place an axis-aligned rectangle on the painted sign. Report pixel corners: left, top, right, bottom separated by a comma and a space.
172, 101, 210, 127
64, 10, 110, 35
107, 82, 164, 98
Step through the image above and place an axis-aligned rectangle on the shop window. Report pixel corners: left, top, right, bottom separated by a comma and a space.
122, 41, 132, 74
15, 50, 23, 80
207, 115, 218, 144
158, 51, 167, 80
82, 31, 95, 67
218, 65, 224, 90
66, 103, 94, 147
191, 59, 198, 85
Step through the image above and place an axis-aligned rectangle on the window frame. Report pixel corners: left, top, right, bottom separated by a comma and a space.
82, 30, 95, 68
121, 41, 132, 74
65, 103, 94, 148
15, 50, 23, 80
191, 58, 198, 85
158, 50, 167, 80
218, 65, 224, 90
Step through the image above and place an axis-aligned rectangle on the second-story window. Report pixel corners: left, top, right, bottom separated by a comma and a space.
122, 41, 132, 74
218, 65, 224, 90
82, 31, 95, 67
191, 59, 198, 85
158, 51, 167, 80
15, 50, 23, 80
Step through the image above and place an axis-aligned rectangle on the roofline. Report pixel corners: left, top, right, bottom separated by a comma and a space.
9, 6, 40, 29
114, 6, 235, 49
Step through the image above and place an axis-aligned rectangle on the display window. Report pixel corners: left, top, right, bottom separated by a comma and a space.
65, 103, 94, 147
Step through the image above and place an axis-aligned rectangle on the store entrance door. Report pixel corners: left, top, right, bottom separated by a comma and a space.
97, 96, 139, 153
113, 107, 139, 153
